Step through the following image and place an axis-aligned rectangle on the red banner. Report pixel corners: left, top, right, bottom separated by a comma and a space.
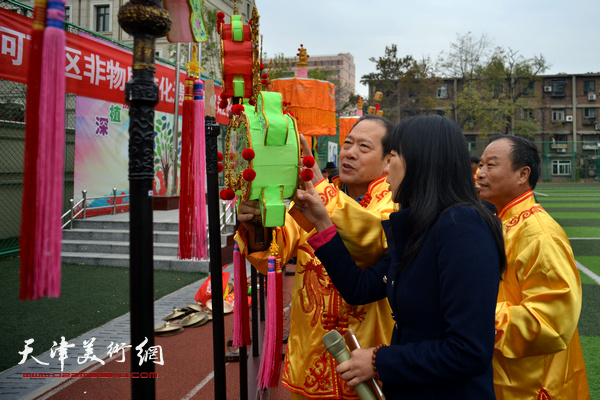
0, 7, 193, 114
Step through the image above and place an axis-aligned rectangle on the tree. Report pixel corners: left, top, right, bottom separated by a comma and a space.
361, 45, 438, 122
438, 33, 550, 138
264, 52, 294, 80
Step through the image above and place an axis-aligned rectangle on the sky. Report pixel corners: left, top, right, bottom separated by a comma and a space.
256, 0, 600, 97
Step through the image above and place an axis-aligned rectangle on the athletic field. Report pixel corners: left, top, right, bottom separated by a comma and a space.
534, 183, 600, 398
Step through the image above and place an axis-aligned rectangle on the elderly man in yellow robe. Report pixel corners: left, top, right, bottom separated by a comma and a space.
236, 114, 395, 400
477, 134, 590, 400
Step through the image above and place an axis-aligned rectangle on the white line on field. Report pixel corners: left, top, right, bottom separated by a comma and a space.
533, 191, 549, 197
576, 261, 600, 286
181, 362, 230, 400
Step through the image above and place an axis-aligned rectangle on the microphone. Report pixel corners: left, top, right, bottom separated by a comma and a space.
322, 330, 377, 400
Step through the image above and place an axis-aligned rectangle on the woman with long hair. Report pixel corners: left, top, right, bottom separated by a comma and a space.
295, 115, 506, 399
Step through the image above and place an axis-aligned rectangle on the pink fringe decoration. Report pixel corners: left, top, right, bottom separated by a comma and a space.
258, 254, 284, 388
193, 79, 208, 259
22, 0, 66, 300
179, 78, 207, 260
178, 78, 194, 259
232, 242, 251, 347
20, 0, 47, 300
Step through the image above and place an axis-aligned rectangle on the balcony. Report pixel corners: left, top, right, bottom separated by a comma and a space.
582, 118, 597, 126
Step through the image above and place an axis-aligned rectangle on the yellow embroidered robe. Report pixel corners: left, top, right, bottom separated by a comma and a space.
494, 190, 590, 400
236, 175, 395, 399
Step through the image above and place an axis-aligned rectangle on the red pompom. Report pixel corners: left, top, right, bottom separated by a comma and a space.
261, 79, 269, 85
219, 188, 235, 200
219, 99, 229, 110
217, 152, 224, 162
217, 11, 225, 19
242, 169, 256, 182
242, 148, 255, 161
232, 104, 245, 115
249, 98, 256, 106
218, 163, 224, 173
300, 169, 314, 182
262, 73, 268, 79
221, 93, 230, 101
260, 62, 264, 71
302, 156, 315, 168
375, 103, 380, 111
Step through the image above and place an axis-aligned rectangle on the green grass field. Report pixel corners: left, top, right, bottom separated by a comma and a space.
0, 260, 205, 373
536, 183, 600, 398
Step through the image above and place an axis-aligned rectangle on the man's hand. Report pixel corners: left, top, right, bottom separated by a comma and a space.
294, 179, 333, 232
300, 134, 325, 185
237, 200, 262, 229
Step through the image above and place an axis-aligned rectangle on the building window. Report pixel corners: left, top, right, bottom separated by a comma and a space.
552, 160, 571, 176
551, 81, 566, 96
583, 80, 596, 94
437, 84, 448, 98
247, 2, 250, 16
522, 109, 535, 121
95, 5, 110, 32
65, 6, 70, 22
523, 81, 534, 96
584, 108, 596, 121
552, 109, 564, 121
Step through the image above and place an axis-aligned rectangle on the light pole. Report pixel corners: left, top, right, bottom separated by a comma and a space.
117, 0, 170, 398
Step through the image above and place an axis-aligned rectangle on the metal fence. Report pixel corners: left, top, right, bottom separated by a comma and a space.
0, 78, 76, 255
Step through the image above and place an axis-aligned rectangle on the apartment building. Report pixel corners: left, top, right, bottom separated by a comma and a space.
369, 73, 600, 182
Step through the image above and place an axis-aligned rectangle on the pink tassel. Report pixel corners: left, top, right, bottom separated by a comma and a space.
232, 242, 251, 347
270, 255, 284, 386
193, 78, 207, 259
258, 255, 280, 389
178, 78, 194, 259
29, 0, 66, 299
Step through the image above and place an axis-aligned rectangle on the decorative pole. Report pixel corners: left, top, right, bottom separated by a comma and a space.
205, 115, 227, 397
117, 0, 170, 398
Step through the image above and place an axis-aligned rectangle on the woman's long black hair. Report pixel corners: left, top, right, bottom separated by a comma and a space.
385, 115, 506, 276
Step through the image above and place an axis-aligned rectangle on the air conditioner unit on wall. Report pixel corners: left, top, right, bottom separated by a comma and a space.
544, 86, 552, 93
588, 93, 597, 101
565, 115, 573, 122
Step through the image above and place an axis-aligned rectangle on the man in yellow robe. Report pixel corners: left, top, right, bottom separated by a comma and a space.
236, 115, 395, 399
477, 135, 590, 400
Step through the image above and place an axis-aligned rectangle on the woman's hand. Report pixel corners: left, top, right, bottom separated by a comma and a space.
294, 178, 333, 232
336, 348, 377, 387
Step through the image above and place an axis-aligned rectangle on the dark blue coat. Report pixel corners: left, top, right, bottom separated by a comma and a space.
315, 206, 500, 399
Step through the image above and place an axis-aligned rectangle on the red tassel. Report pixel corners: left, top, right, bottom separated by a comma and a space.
20, 0, 47, 300
233, 242, 251, 347
178, 78, 194, 259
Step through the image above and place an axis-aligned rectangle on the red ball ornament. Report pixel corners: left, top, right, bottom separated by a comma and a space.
261, 79, 269, 85
242, 169, 256, 182
242, 148, 255, 161
302, 156, 315, 168
219, 188, 235, 200
260, 62, 264, 71
249, 98, 256, 106
301, 169, 314, 182
262, 73, 268, 79
219, 99, 229, 110
232, 104, 245, 115
217, 152, 224, 162
218, 163, 224, 173
217, 11, 225, 19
